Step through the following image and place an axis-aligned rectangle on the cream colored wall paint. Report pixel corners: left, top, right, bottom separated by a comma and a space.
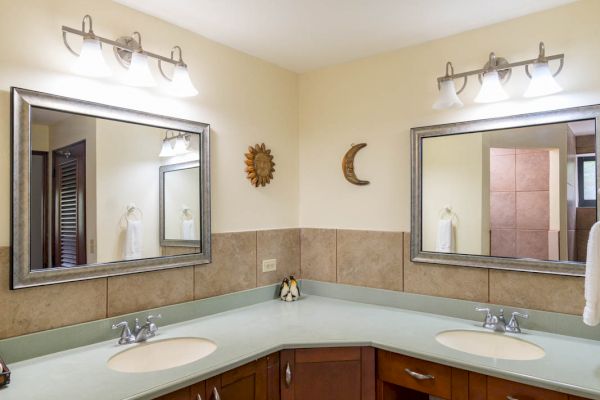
31, 125, 49, 151
0, 0, 299, 247
298, 0, 600, 231
164, 168, 201, 240
421, 134, 483, 254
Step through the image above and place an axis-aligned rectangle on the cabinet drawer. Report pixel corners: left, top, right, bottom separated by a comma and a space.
377, 350, 451, 399
487, 377, 568, 400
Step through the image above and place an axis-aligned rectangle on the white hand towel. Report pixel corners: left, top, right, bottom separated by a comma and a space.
436, 219, 453, 253
124, 220, 143, 260
584, 221, 600, 326
182, 219, 195, 240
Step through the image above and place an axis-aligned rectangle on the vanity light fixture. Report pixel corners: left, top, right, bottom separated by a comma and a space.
159, 131, 191, 157
433, 42, 564, 109
62, 15, 198, 96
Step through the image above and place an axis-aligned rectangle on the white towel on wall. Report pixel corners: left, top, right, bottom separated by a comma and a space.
436, 219, 453, 253
584, 221, 600, 326
124, 220, 143, 260
182, 219, 195, 240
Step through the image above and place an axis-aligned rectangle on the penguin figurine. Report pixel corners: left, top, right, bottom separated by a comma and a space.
289, 275, 300, 301
279, 277, 290, 301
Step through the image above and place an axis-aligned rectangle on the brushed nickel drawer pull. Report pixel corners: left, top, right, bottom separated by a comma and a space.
212, 387, 221, 400
506, 396, 519, 400
285, 362, 292, 386
404, 368, 435, 380
197, 394, 202, 400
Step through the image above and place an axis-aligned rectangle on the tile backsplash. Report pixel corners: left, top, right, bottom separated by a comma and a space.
0, 228, 585, 339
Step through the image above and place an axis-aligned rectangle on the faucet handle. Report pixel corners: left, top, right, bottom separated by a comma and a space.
146, 314, 162, 322
112, 321, 135, 345
146, 314, 162, 334
475, 307, 493, 328
506, 311, 528, 333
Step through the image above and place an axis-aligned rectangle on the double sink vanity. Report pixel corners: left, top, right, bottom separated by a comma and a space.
1, 283, 599, 400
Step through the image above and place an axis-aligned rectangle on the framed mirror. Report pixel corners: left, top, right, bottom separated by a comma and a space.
11, 88, 211, 288
411, 105, 600, 276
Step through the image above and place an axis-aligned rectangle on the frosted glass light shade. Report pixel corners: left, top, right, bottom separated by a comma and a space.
170, 64, 199, 97
126, 52, 156, 87
524, 62, 562, 98
432, 79, 463, 110
173, 137, 189, 155
474, 70, 509, 103
158, 140, 175, 157
74, 37, 111, 77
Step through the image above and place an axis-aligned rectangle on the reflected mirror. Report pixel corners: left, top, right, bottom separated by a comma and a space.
412, 106, 600, 275
12, 88, 210, 288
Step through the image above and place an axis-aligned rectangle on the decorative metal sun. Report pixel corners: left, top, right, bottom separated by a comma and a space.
245, 143, 275, 187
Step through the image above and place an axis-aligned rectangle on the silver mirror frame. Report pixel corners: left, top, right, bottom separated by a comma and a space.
159, 161, 201, 248
411, 104, 600, 276
11, 87, 211, 288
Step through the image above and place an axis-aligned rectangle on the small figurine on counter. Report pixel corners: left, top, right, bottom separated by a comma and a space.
279, 275, 300, 302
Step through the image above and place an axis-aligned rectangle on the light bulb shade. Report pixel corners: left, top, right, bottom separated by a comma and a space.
158, 140, 175, 157
173, 137, 189, 155
432, 79, 463, 110
126, 52, 156, 87
474, 70, 509, 103
170, 64, 199, 97
523, 62, 562, 98
74, 37, 111, 77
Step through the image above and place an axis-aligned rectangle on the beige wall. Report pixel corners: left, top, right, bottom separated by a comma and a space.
422, 133, 483, 254
298, 0, 600, 230
0, 0, 299, 248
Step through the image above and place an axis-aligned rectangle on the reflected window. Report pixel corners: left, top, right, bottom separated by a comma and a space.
578, 155, 596, 207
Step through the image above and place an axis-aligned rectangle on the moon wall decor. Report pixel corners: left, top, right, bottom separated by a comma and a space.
245, 143, 275, 187
342, 143, 370, 185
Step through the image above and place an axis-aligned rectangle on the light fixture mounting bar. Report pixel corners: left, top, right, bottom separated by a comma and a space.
62, 26, 179, 66
436, 53, 564, 85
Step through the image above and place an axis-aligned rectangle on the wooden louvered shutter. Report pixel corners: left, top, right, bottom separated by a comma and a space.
53, 141, 86, 268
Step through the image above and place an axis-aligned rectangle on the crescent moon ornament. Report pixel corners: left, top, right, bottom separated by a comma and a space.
342, 143, 370, 185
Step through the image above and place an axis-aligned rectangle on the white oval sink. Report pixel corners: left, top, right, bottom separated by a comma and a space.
107, 337, 217, 373
436, 330, 545, 361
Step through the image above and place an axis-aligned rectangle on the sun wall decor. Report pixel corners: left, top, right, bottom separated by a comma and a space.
245, 143, 275, 187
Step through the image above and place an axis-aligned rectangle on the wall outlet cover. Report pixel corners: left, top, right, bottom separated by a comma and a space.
262, 259, 277, 272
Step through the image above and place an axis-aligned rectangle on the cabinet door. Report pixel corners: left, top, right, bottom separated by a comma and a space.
191, 381, 206, 400
281, 347, 375, 400
487, 377, 568, 400
154, 387, 191, 400
205, 358, 268, 400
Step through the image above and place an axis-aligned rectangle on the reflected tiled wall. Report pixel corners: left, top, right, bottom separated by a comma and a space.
0, 227, 585, 339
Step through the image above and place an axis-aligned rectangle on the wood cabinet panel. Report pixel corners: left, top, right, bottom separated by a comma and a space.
488, 377, 568, 400
154, 387, 191, 400
190, 381, 206, 400
377, 350, 452, 399
468, 372, 487, 400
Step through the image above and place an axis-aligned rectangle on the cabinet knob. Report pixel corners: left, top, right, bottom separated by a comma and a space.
404, 368, 435, 380
212, 387, 221, 400
285, 362, 292, 387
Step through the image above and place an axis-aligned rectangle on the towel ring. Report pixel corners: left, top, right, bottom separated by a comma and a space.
438, 206, 459, 225
125, 204, 143, 222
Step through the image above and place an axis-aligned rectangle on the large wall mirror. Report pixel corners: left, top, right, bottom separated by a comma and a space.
412, 105, 600, 276
12, 88, 211, 288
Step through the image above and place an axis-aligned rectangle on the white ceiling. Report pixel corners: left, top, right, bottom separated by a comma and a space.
115, 0, 577, 72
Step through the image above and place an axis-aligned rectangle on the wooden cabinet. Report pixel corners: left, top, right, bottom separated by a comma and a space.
280, 347, 375, 400
487, 376, 568, 400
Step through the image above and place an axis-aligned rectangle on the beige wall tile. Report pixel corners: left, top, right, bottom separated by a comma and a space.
107, 267, 194, 317
195, 232, 257, 299
0, 247, 107, 339
337, 230, 403, 291
403, 233, 488, 302
257, 229, 300, 286
490, 269, 584, 315
300, 228, 336, 282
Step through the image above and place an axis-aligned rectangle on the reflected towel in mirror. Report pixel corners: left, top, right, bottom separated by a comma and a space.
182, 219, 195, 240
436, 219, 453, 253
584, 221, 600, 326
124, 220, 143, 260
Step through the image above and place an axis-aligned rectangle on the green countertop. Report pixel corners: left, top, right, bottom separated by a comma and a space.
1, 293, 600, 399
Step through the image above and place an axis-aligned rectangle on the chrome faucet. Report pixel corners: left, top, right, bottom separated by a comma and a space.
112, 314, 162, 345
475, 307, 527, 333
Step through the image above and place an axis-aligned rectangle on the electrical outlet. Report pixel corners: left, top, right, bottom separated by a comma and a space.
262, 259, 277, 272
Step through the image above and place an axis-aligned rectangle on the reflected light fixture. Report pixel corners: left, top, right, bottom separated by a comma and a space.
159, 46, 199, 97
62, 15, 198, 96
433, 42, 564, 109
433, 62, 465, 110
159, 131, 191, 157
524, 42, 563, 98
63, 15, 111, 77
